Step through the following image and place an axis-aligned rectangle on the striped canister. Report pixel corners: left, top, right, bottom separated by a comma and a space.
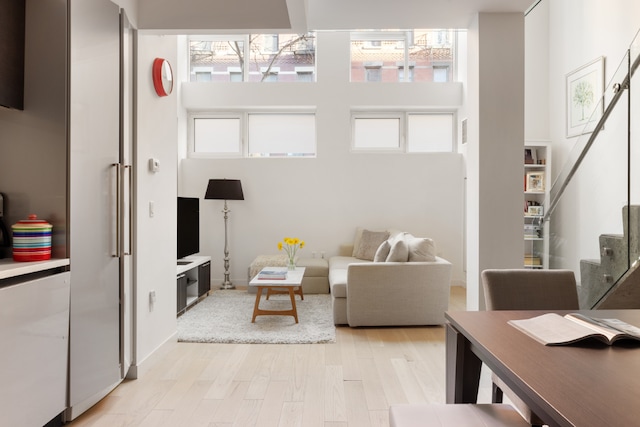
12, 214, 52, 262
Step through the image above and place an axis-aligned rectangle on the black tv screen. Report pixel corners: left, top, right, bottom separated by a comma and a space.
0, 0, 26, 110
177, 197, 199, 260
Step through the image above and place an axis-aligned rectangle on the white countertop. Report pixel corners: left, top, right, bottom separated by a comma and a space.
0, 258, 70, 280
177, 255, 211, 275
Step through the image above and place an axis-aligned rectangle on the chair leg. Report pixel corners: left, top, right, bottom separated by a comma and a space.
492, 382, 504, 403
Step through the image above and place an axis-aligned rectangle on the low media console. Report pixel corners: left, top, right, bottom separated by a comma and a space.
176, 255, 211, 315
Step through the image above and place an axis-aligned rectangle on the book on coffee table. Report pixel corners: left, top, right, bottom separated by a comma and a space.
257, 268, 288, 280
509, 312, 640, 346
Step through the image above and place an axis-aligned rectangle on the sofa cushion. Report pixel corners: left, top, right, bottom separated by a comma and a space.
373, 240, 391, 262
354, 229, 390, 261
407, 236, 437, 262
329, 256, 368, 298
386, 233, 409, 262
329, 270, 348, 298
296, 257, 329, 276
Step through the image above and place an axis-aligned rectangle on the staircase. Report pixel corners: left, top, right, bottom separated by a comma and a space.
579, 206, 640, 308
545, 28, 640, 310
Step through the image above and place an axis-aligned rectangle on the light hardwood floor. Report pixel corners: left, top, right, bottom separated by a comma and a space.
68, 286, 492, 427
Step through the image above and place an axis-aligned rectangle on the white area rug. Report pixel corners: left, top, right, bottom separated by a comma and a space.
177, 290, 335, 344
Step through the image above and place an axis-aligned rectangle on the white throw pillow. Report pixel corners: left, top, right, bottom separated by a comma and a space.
354, 229, 390, 261
385, 233, 409, 262
408, 237, 437, 262
373, 240, 391, 262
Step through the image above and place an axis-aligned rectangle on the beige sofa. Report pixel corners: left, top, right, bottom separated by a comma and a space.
329, 229, 452, 326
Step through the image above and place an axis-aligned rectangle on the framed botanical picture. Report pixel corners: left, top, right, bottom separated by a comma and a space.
566, 56, 605, 138
526, 172, 545, 192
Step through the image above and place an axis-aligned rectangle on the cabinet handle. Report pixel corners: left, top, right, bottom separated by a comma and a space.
124, 164, 132, 256
112, 163, 121, 257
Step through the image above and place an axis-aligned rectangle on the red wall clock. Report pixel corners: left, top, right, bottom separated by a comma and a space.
152, 58, 173, 97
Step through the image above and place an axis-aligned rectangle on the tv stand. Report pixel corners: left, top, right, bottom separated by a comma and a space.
176, 255, 211, 315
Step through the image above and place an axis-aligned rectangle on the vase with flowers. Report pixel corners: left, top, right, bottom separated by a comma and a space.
278, 237, 305, 270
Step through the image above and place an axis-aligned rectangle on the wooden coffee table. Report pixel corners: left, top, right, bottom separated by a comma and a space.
249, 267, 306, 323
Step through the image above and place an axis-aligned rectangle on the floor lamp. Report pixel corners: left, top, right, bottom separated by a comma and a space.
205, 179, 244, 289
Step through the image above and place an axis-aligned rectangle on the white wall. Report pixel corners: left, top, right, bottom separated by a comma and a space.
524, 2, 549, 140
178, 31, 466, 288
134, 34, 179, 372
528, 0, 640, 275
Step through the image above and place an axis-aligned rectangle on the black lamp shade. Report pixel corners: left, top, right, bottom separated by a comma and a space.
205, 179, 244, 200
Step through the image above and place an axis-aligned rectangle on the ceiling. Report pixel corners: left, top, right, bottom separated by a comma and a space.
135, 0, 536, 33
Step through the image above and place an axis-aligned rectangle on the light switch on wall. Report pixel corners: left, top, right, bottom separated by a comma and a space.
149, 201, 155, 217
149, 158, 160, 172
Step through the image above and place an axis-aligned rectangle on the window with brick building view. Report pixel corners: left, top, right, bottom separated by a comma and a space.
350, 30, 456, 82
188, 30, 457, 83
189, 33, 317, 82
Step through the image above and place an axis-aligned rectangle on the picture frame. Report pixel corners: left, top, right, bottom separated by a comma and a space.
526, 172, 545, 192
566, 56, 605, 138
527, 205, 544, 216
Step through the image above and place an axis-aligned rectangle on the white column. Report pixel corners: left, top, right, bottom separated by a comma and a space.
466, 13, 525, 310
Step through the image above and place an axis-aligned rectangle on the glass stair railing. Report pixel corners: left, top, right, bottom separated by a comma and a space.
544, 28, 640, 309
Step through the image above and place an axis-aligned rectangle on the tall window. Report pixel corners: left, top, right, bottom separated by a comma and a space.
350, 29, 457, 82
433, 65, 449, 82
398, 64, 415, 82
364, 64, 382, 82
189, 33, 316, 82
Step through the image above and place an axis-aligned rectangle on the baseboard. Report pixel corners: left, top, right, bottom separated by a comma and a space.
451, 279, 466, 288
127, 331, 177, 379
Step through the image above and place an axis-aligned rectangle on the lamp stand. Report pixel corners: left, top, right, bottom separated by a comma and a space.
220, 200, 234, 289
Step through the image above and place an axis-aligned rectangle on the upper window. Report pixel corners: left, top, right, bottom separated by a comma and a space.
189, 33, 316, 83
350, 30, 457, 83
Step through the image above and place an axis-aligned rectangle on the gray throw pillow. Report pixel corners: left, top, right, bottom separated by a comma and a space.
354, 229, 390, 261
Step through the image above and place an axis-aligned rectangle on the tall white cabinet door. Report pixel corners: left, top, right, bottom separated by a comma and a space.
68, 0, 122, 418
120, 9, 135, 379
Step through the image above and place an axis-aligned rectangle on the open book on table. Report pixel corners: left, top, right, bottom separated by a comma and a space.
508, 312, 640, 345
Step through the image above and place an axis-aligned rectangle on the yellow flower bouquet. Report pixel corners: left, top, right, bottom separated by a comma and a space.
278, 237, 305, 270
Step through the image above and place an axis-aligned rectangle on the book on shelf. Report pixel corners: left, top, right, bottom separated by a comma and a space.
257, 268, 288, 280
524, 256, 541, 266
509, 312, 640, 346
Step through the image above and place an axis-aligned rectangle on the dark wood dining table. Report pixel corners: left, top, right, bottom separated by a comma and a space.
445, 309, 640, 427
